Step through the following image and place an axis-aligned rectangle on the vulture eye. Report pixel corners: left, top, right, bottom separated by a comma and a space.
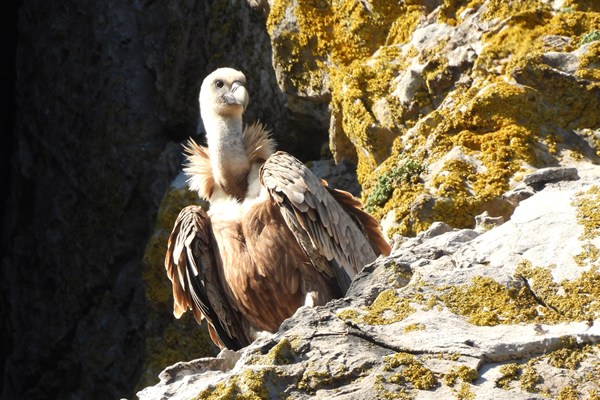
215, 80, 224, 89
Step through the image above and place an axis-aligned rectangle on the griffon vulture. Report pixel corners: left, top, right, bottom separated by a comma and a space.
165, 68, 390, 350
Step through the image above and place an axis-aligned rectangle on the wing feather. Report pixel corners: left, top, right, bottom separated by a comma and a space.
260, 151, 388, 294
324, 185, 392, 256
165, 205, 252, 350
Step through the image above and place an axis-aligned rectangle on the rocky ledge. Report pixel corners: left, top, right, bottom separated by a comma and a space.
137, 162, 599, 399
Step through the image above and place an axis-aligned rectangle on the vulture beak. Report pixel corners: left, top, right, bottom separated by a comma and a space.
224, 81, 249, 111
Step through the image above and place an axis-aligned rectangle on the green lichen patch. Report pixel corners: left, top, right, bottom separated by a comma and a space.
365, 159, 426, 211
443, 365, 479, 387
581, 29, 600, 45
362, 289, 416, 325
383, 352, 438, 390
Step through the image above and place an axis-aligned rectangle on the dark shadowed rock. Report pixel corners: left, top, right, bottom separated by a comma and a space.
2, 1, 208, 398
2, 1, 325, 399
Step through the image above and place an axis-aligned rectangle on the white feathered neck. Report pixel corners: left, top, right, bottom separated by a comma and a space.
184, 122, 275, 201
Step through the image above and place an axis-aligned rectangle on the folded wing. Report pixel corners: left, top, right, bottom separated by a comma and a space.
260, 151, 390, 295
165, 205, 251, 350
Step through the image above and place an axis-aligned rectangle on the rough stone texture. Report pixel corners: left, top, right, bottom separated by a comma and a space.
523, 166, 579, 187
266, 0, 600, 237
137, 164, 600, 399
2, 1, 327, 399
3, 2, 195, 398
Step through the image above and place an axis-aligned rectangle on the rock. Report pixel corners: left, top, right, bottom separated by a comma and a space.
3, 2, 205, 398
137, 163, 600, 400
266, 0, 600, 236
474, 211, 504, 232
523, 166, 580, 189
503, 184, 535, 207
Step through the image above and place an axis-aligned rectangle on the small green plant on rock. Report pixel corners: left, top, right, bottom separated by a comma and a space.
366, 159, 426, 210
581, 30, 600, 46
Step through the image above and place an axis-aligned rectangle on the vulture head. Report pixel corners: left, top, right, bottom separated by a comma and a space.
199, 67, 249, 120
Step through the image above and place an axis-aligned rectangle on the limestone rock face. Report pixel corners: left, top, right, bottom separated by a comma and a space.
266, 0, 600, 237
137, 163, 600, 399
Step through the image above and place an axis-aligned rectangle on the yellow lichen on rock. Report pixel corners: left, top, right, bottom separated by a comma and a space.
403, 322, 425, 333
443, 365, 479, 387
362, 289, 416, 325
383, 352, 438, 390
438, 259, 600, 326
440, 275, 542, 325
577, 41, 600, 82
573, 186, 600, 240
496, 363, 520, 389
268, 0, 600, 237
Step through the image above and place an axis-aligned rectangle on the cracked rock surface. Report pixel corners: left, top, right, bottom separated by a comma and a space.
138, 164, 600, 400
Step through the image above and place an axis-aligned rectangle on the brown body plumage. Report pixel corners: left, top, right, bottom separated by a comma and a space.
165, 68, 390, 350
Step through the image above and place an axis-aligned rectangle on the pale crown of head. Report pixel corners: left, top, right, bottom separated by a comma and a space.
199, 68, 249, 120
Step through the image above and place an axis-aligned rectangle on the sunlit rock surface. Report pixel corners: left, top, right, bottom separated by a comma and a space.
139, 162, 599, 399
267, 0, 600, 237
